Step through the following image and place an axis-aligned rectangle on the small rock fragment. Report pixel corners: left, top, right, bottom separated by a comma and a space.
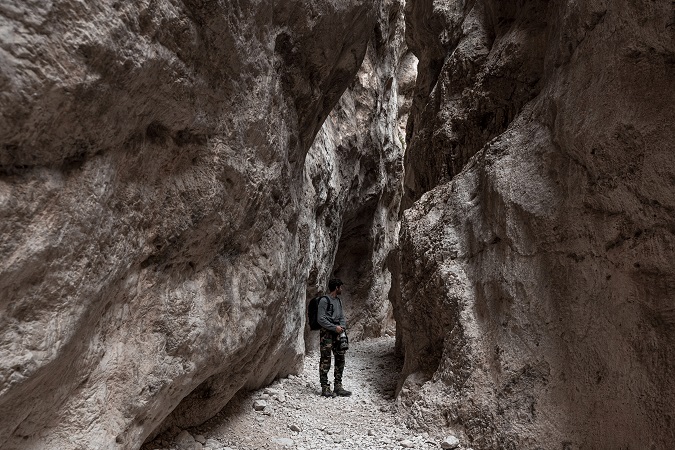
253, 399, 267, 411
175, 430, 197, 450
400, 439, 414, 448
204, 438, 221, 449
175, 430, 194, 443
441, 435, 461, 449
289, 424, 301, 432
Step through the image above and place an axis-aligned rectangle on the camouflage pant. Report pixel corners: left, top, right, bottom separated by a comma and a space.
319, 328, 346, 387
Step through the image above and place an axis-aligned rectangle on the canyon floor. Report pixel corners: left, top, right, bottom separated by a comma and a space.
143, 336, 463, 450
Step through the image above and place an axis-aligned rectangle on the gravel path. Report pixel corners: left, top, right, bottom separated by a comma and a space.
143, 337, 461, 450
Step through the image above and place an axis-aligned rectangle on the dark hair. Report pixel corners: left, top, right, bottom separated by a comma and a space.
328, 278, 344, 292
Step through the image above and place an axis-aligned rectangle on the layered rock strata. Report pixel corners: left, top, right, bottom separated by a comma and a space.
395, 0, 675, 449
0, 1, 404, 448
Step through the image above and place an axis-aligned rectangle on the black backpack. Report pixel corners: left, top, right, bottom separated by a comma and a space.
307, 295, 329, 330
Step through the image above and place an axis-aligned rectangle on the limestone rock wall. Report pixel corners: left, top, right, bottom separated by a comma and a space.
0, 1, 400, 448
303, 0, 410, 342
394, 0, 675, 449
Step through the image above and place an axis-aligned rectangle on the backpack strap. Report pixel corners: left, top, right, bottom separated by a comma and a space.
320, 295, 330, 312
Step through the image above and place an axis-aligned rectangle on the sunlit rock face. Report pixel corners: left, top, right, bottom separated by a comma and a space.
0, 1, 392, 448
303, 0, 411, 343
394, 0, 675, 449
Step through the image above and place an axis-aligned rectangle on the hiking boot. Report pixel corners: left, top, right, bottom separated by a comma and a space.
321, 385, 337, 398
334, 385, 352, 397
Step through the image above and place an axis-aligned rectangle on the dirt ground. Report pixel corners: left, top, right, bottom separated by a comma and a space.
143, 336, 456, 449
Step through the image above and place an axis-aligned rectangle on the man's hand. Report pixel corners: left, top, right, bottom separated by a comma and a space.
335, 326, 344, 333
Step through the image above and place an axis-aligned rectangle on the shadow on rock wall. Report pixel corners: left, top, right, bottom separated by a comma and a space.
303, 0, 412, 345
0, 1, 403, 449
394, 0, 675, 449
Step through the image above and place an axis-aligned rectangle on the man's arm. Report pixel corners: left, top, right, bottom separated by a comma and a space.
338, 298, 347, 329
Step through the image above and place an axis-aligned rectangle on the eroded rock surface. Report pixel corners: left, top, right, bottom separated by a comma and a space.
0, 1, 404, 448
395, 0, 675, 449
304, 0, 410, 342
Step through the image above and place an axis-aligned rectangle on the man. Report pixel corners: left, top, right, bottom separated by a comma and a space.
317, 278, 352, 397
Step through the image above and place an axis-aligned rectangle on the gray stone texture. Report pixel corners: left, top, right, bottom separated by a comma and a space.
304, 0, 409, 343
395, 0, 675, 449
0, 0, 406, 448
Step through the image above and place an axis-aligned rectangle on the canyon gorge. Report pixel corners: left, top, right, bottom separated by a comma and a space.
1, 0, 673, 449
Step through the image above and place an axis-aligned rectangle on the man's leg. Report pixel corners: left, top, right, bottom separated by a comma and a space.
319, 329, 336, 397
333, 345, 351, 397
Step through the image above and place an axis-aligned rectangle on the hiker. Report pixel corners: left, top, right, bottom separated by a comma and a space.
317, 278, 352, 397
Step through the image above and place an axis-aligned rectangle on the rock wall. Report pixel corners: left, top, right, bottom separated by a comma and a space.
394, 0, 675, 449
303, 0, 410, 343
0, 1, 404, 448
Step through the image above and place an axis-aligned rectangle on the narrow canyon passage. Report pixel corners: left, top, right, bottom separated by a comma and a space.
140, 337, 457, 450
1, 0, 674, 449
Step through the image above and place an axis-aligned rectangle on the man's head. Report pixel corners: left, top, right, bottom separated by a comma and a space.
328, 278, 344, 293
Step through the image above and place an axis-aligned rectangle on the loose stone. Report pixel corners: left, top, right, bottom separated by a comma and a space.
175, 430, 198, 450
441, 435, 461, 449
